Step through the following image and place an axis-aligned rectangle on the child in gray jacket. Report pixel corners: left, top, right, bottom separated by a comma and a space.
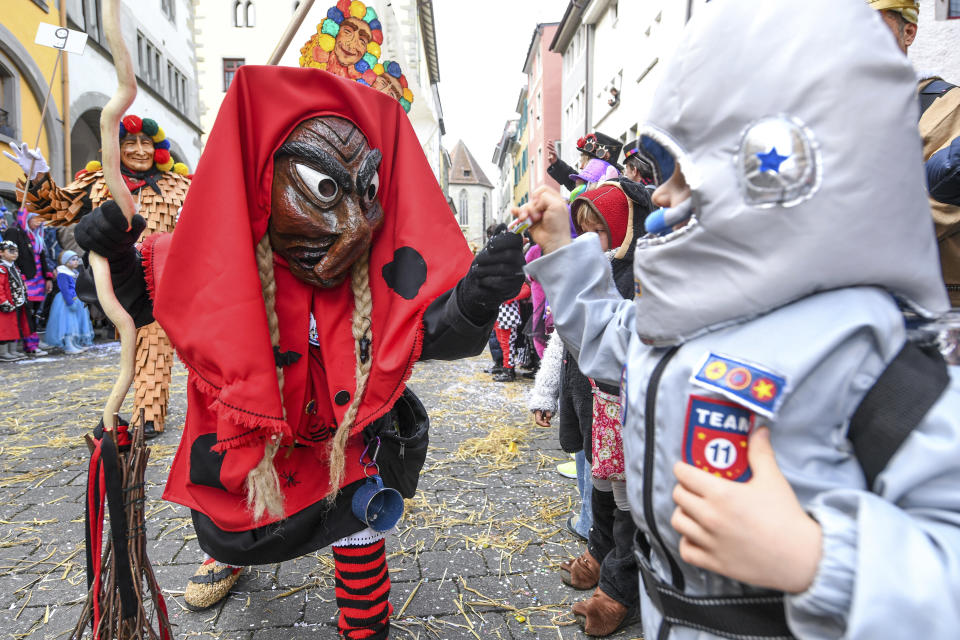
515, 1, 960, 638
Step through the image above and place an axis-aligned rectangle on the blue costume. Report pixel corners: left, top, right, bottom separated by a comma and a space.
45, 250, 93, 353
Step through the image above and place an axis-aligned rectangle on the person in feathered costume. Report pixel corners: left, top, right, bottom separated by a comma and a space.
75, 65, 524, 639
4, 116, 191, 438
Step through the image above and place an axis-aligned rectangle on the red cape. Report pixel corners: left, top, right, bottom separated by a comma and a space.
157, 66, 472, 531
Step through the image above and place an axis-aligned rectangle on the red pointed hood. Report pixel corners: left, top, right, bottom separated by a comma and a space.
155, 65, 472, 453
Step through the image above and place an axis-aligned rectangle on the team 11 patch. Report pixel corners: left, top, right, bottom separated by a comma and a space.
690, 352, 786, 418
682, 395, 755, 482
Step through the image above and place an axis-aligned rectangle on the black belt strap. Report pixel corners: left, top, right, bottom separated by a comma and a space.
637, 546, 795, 640
100, 435, 138, 619
848, 341, 949, 489
919, 79, 956, 117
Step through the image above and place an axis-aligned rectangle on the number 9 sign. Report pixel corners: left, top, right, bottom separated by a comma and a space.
35, 23, 88, 55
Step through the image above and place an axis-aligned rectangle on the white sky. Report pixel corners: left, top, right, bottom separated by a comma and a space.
433, 0, 570, 187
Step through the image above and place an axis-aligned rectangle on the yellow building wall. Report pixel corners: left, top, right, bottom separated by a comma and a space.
512, 129, 529, 207
0, 3, 65, 190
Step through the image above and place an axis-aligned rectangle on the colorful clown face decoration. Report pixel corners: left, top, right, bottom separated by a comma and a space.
299, 3, 415, 113
299, 1, 384, 79
269, 116, 384, 288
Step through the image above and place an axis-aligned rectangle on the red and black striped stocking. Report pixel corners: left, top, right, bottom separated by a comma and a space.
333, 538, 392, 639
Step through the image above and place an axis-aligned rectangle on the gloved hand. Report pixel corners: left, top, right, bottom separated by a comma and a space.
456, 231, 526, 324
928, 136, 960, 207
75, 200, 155, 328
3, 142, 49, 181
75, 200, 146, 261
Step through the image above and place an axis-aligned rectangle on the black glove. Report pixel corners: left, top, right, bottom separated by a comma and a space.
75, 200, 146, 261
456, 231, 526, 324
75, 201, 154, 327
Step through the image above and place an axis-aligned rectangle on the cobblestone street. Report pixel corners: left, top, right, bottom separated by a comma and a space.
0, 344, 642, 639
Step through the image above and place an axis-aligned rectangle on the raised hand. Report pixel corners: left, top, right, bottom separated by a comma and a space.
511, 186, 572, 255
670, 427, 823, 594
3, 142, 49, 181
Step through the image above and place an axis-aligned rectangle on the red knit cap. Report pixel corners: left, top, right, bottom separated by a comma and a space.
572, 183, 631, 251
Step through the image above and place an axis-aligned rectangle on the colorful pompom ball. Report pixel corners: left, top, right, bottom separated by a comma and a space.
173, 162, 189, 176
372, 29, 383, 45
366, 41, 381, 59
362, 52, 377, 69
349, 1, 366, 19
362, 69, 377, 84
141, 118, 159, 137
153, 149, 171, 165
151, 127, 166, 144
402, 87, 414, 103
121, 115, 143, 134
363, 7, 377, 22
326, 7, 344, 23
386, 61, 401, 78
355, 59, 370, 74
336, 0, 351, 14
373, 63, 385, 76
157, 159, 175, 172
85, 160, 102, 172
318, 33, 336, 52
356, 78, 370, 86
156, 139, 171, 150
369, 19, 382, 31
399, 98, 411, 113
321, 19, 340, 37
399, 74, 408, 88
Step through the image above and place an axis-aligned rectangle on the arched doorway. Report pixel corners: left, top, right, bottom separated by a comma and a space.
70, 108, 101, 176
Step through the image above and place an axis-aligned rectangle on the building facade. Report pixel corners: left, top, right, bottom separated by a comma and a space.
447, 140, 493, 248
492, 118, 518, 225
522, 22, 561, 193
512, 87, 529, 207
550, 0, 709, 177
66, 0, 202, 175
0, 0, 67, 211
193, 0, 446, 183
910, 0, 960, 76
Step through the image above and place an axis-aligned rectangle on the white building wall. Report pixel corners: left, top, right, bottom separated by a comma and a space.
67, 0, 202, 168
910, 0, 960, 78
496, 152, 514, 224
585, 0, 699, 147
559, 24, 588, 172
194, 0, 443, 182
451, 183, 493, 247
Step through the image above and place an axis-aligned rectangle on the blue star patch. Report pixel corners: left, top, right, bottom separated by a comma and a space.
756, 147, 790, 173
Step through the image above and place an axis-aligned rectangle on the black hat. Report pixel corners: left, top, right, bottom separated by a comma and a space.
576, 131, 623, 170
622, 139, 663, 185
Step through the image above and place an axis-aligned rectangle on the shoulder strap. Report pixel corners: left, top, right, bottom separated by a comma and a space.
848, 341, 949, 489
919, 79, 957, 118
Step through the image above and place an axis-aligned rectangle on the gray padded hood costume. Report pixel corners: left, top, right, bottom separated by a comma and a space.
632, 0, 949, 347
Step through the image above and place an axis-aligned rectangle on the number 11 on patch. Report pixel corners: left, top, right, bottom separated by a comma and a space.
35, 23, 88, 55
682, 395, 755, 482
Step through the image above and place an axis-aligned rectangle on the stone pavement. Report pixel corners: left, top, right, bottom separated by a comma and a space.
0, 343, 643, 639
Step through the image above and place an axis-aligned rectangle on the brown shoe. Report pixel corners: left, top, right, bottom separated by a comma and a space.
571, 587, 639, 637
560, 549, 601, 590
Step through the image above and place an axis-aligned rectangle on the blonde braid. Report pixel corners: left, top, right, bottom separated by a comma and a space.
326, 251, 374, 499
246, 234, 285, 521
